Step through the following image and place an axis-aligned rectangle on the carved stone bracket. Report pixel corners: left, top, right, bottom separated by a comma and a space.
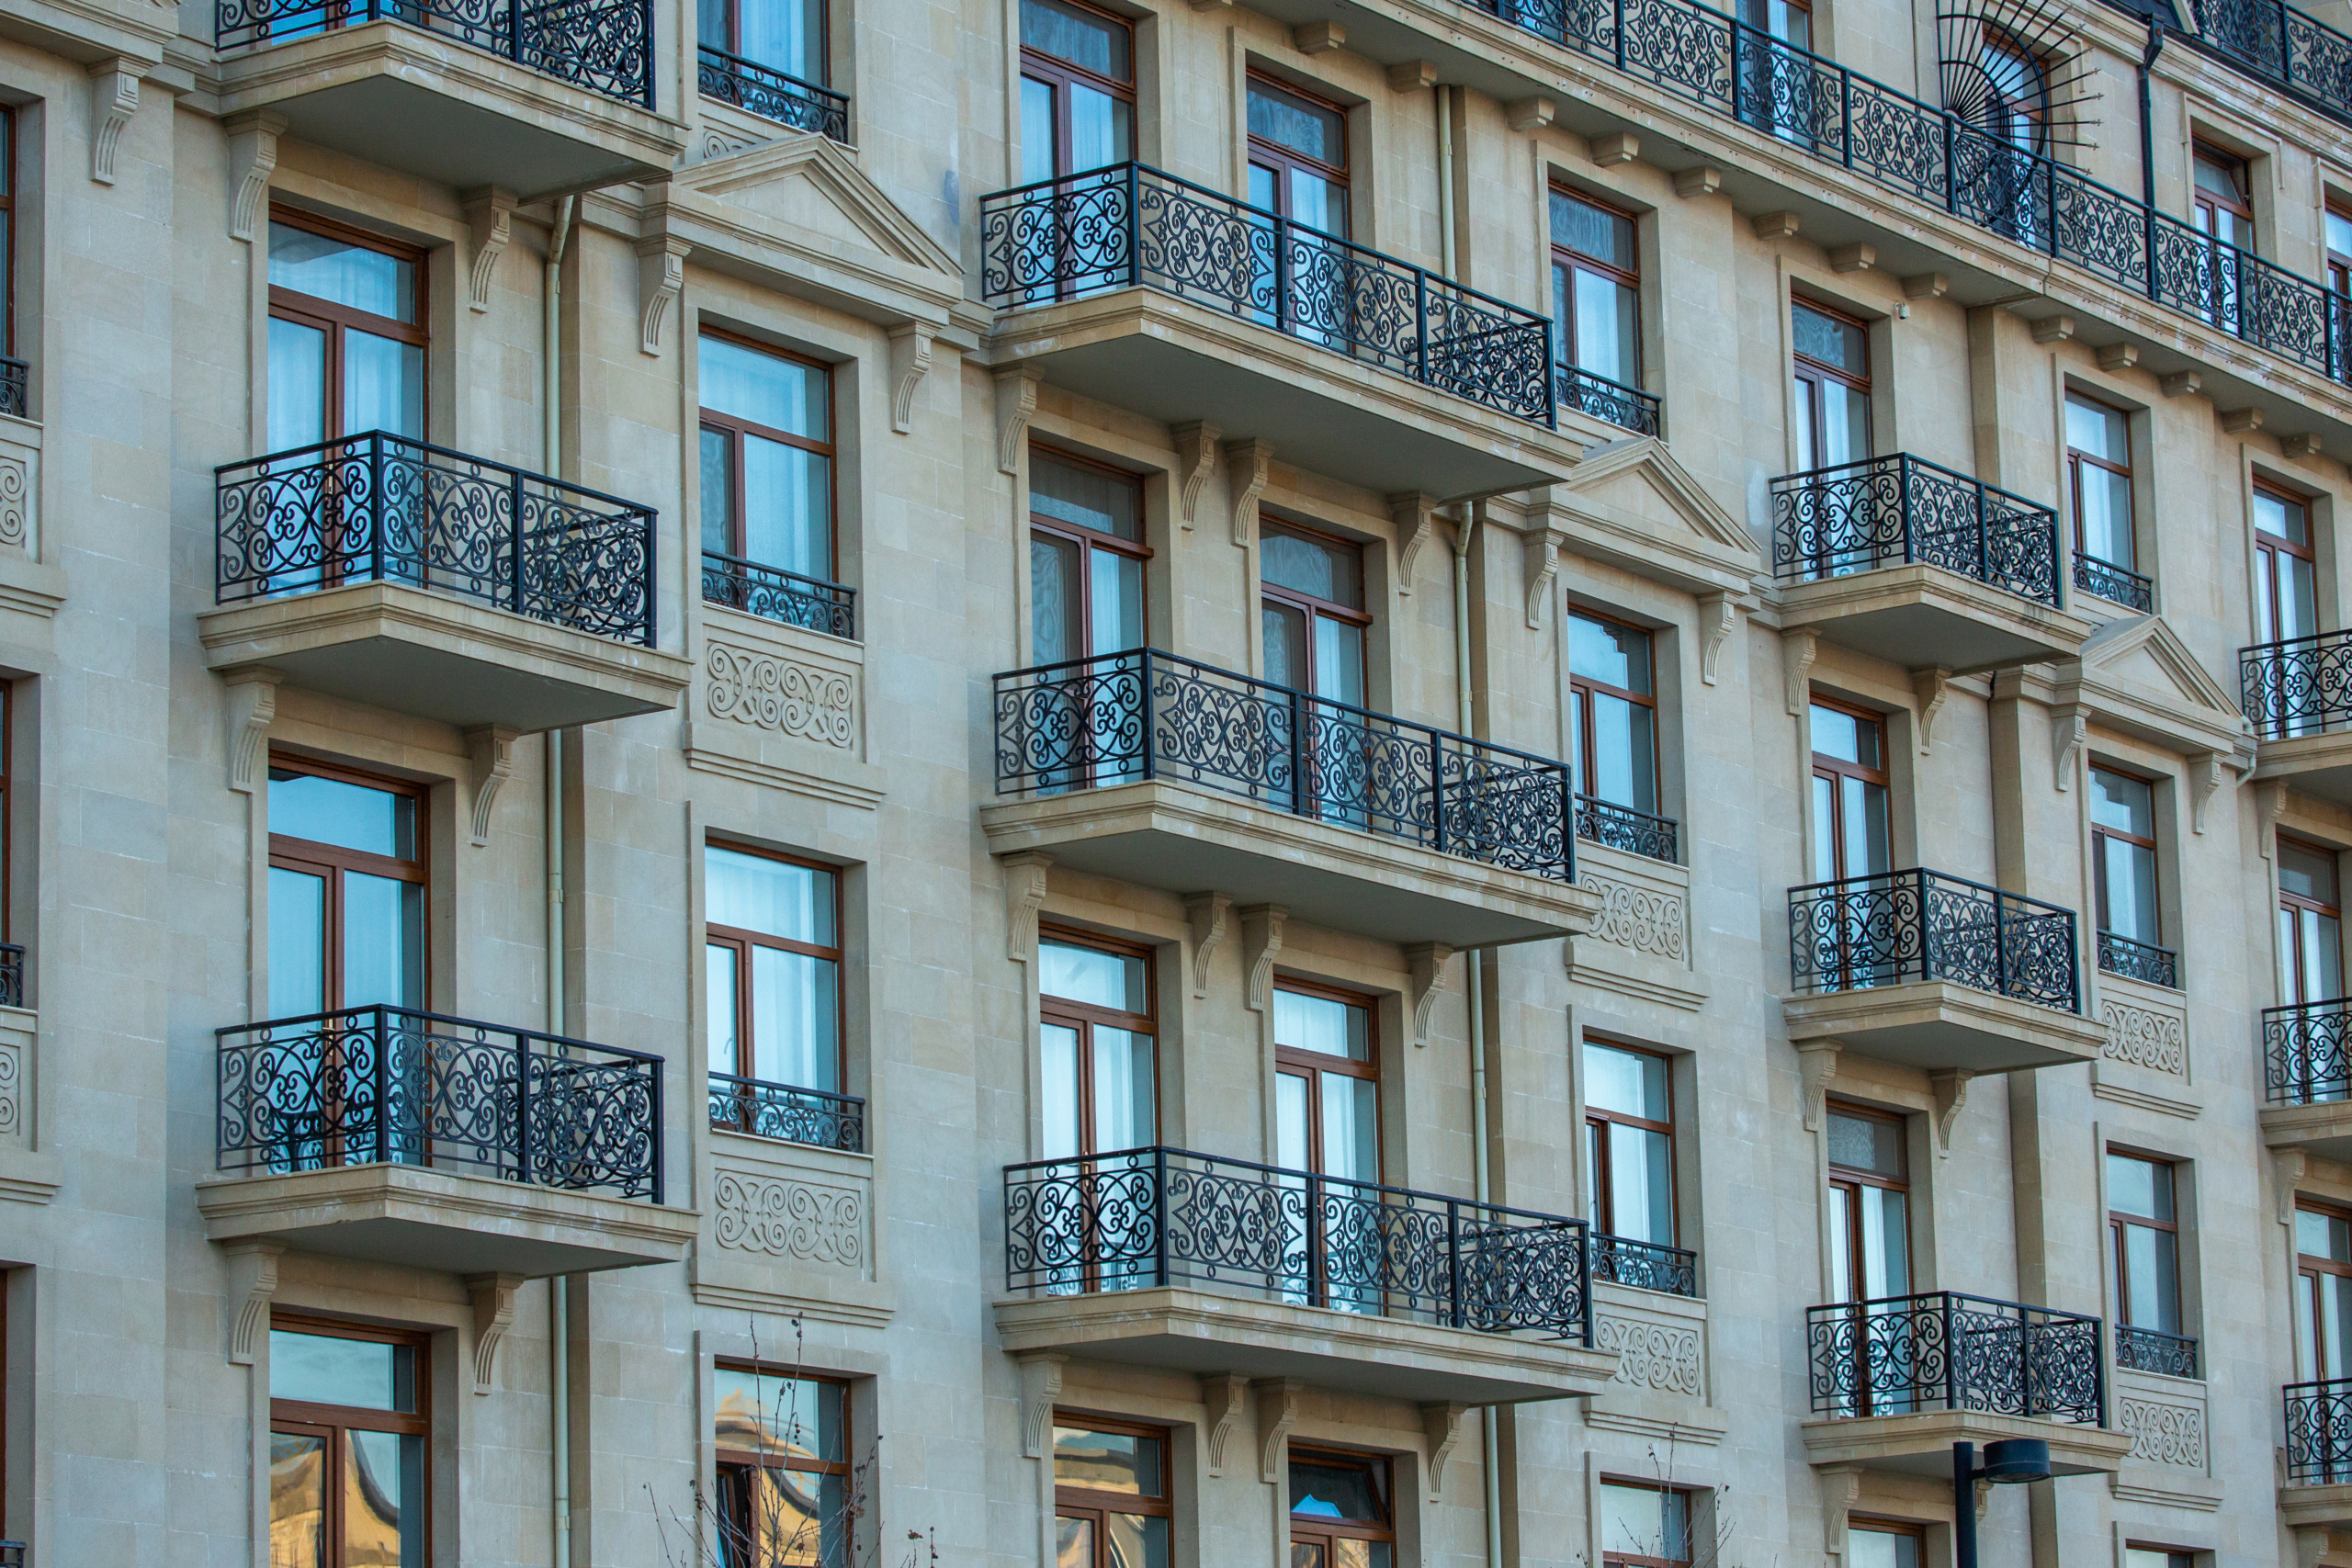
1419, 1403, 1469, 1499
223, 1241, 284, 1365
462, 187, 517, 313
2278, 1149, 2308, 1227
2257, 780, 2289, 860
225, 111, 286, 243
1224, 438, 1273, 547
1184, 891, 1232, 999
1256, 1378, 1301, 1484
89, 58, 144, 186
995, 367, 1041, 475
888, 323, 933, 434
1698, 592, 1737, 685
466, 1272, 523, 1394
1782, 628, 1817, 716
2189, 750, 2225, 835
1521, 528, 1566, 629
1817, 1464, 1863, 1565
1172, 423, 1221, 530
223, 669, 282, 794
634, 235, 691, 356
1002, 852, 1054, 964
1203, 1372, 1250, 1476
1241, 904, 1287, 1011
2293, 1523, 2333, 1568
1389, 492, 1437, 598
1912, 666, 1951, 754
1018, 1353, 1066, 1459
2052, 705, 2089, 792
1796, 1041, 1838, 1134
1929, 1068, 1973, 1158
466, 726, 519, 846
1404, 942, 1453, 1047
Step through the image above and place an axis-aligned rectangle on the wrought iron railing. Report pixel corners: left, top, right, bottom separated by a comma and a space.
1002, 1145, 1593, 1341
977, 163, 1555, 429
1574, 794, 1678, 863
993, 648, 1573, 882
2185, 0, 2352, 133
2098, 930, 2178, 990
1770, 453, 2062, 607
216, 1005, 664, 1201
2074, 553, 2154, 614
2289, 1376, 2352, 1483
0, 1540, 20, 1567
216, 433, 656, 646
1558, 365, 1660, 435
215, 0, 654, 107
2265, 996, 2352, 1104
2116, 1324, 2199, 1379
703, 549, 856, 638
0, 943, 24, 1010
1590, 1232, 1697, 1296
708, 1072, 864, 1153
1806, 1291, 2105, 1422
2243, 628, 2352, 740
0, 357, 27, 421
696, 44, 848, 140
1789, 867, 2080, 1013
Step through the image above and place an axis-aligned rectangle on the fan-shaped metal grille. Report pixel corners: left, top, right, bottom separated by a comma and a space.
1939, 0, 2103, 150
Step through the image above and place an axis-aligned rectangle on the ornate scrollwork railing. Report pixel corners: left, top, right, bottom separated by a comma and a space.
1574, 794, 1679, 864
1558, 365, 1661, 435
216, 432, 657, 647
215, 0, 654, 107
2242, 628, 2352, 740
977, 163, 1556, 429
1788, 867, 2081, 1013
2098, 929, 2178, 990
2289, 1376, 2352, 1483
1590, 1232, 1698, 1296
216, 1005, 664, 1201
1770, 453, 2062, 607
993, 648, 1574, 882
0, 944, 23, 1010
708, 1072, 865, 1153
2115, 1324, 2199, 1379
696, 44, 849, 141
2073, 553, 2154, 613
2265, 996, 2352, 1104
1806, 1291, 2105, 1423
2187, 0, 2352, 133
0, 357, 27, 421
1002, 1145, 1593, 1341
703, 549, 856, 638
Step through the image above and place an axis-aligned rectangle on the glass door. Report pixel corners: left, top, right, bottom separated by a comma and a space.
1028, 450, 1147, 791
1016, 0, 1133, 302
1039, 935, 1156, 1292
1826, 1106, 1913, 1416
1247, 74, 1351, 345
1273, 986, 1378, 1312
2301, 1204, 2352, 1482
1808, 703, 1894, 988
1260, 522, 1370, 829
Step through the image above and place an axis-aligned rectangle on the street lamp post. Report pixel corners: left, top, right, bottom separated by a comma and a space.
1952, 1438, 2052, 1568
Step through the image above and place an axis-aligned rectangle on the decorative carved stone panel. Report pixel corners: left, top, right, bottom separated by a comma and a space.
0, 1024, 22, 1141
2115, 1370, 2207, 1471
712, 1165, 866, 1269
1567, 842, 1704, 1010
685, 606, 885, 808
2098, 976, 2188, 1080
1592, 1280, 1707, 1399
694, 1133, 891, 1328
1584, 872, 1688, 961
706, 637, 856, 750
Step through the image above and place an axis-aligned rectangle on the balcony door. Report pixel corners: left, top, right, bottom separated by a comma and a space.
1027, 450, 1147, 791
1791, 301, 1871, 479
1273, 984, 1378, 1312
700, 0, 825, 89
1039, 933, 1156, 1290
1019, 0, 1132, 185
1247, 75, 1351, 345
699, 333, 838, 624
1261, 521, 1370, 826
2300, 1203, 2352, 1482
1826, 1106, 1914, 1416
705, 844, 842, 1141
1734, 0, 1817, 146
1808, 703, 1894, 989
1288, 1450, 1394, 1568
2279, 839, 2346, 1008
2256, 485, 2319, 648
1550, 189, 1645, 428
266, 214, 424, 454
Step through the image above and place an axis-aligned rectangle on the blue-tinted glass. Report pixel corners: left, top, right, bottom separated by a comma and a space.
1031, 453, 1141, 541
1585, 1041, 1668, 1119
1261, 526, 1362, 609
1570, 614, 1651, 693
1020, 0, 1129, 78
2090, 769, 2153, 837
1039, 939, 1147, 1011
270, 1329, 416, 1411
268, 224, 415, 323
700, 336, 830, 442
1274, 988, 1368, 1061
2107, 1152, 2174, 1222
1551, 191, 1635, 268
1792, 301, 1865, 373
1249, 80, 1345, 166
707, 846, 836, 944
269, 770, 415, 859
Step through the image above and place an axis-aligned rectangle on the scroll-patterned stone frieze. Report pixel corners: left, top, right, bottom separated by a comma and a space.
712, 1167, 866, 1269
1595, 1309, 1703, 1397
2119, 1393, 2206, 1470
0, 453, 29, 553
2101, 996, 2187, 1078
0, 1033, 20, 1138
706, 638, 855, 750
1580, 871, 1689, 962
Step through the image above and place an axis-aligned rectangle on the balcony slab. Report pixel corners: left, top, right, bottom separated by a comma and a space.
199, 581, 691, 732
2280, 1482, 2352, 1530
2252, 732, 2352, 807
980, 780, 1599, 949
2262, 1102, 2352, 1165
987, 290, 1580, 502
196, 1163, 699, 1277
1801, 1410, 2131, 1477
993, 1286, 1616, 1405
214, 21, 685, 198
1782, 980, 2106, 1074
1778, 563, 2095, 672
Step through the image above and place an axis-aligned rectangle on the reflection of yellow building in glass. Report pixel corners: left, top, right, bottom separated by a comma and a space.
713, 1367, 849, 1568
269, 1434, 325, 1568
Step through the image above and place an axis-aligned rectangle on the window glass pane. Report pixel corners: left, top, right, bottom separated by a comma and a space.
737, 0, 822, 79
1792, 302, 1866, 374
2123, 1223, 2181, 1332
1314, 615, 1364, 708
267, 317, 327, 452
1842, 776, 1891, 879
1089, 546, 1144, 657
1107, 1515, 1170, 1568
1031, 454, 1142, 542
1053, 1426, 1164, 1495
1809, 705, 1878, 768
713, 1368, 847, 1462
1248, 80, 1345, 166
1021, 0, 1130, 80
1068, 81, 1131, 171
270, 1432, 328, 1568
1283, 170, 1348, 241
1288, 1458, 1385, 1523
2090, 769, 2154, 837
1041, 1022, 1080, 1162
708, 944, 741, 1074
343, 329, 423, 441
1569, 614, 1651, 693
2098, 835, 2158, 943
1571, 269, 1637, 384
2194, 150, 2246, 204
1608, 1123, 1672, 1243
1261, 526, 1363, 608
2282, 842, 2342, 906
1827, 1111, 1904, 1177
2334, 209, 2352, 261
2107, 1153, 2173, 1221
2077, 461, 2134, 567
1860, 1185, 1910, 1296
1056, 1517, 1094, 1568
701, 428, 735, 557
1090, 1024, 1155, 1151
1586, 691, 1656, 812
1821, 378, 1871, 465
269, 224, 416, 322
270, 770, 416, 859
707, 848, 836, 945
1319, 1072, 1378, 1184
1275, 989, 1368, 1061
1584, 1042, 1668, 1120
270, 1329, 415, 1410
268, 866, 326, 1019
2257, 490, 2311, 545
1021, 75, 1057, 186
1599, 1483, 1680, 1559
2301, 1206, 2352, 1262
345, 1427, 426, 1568
1550, 191, 1635, 268
2065, 394, 2129, 462
1846, 1530, 1921, 1568
741, 433, 831, 580
1039, 940, 1148, 1012
1263, 603, 1307, 694
1032, 533, 1081, 666
701, 336, 829, 442
749, 944, 839, 1091
341, 871, 423, 1011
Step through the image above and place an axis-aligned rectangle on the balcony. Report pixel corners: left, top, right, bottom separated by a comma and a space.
2257, 998, 2352, 1162
1781, 869, 2106, 1074
2242, 630, 2352, 803
2115, 1325, 2199, 1380
2184, 0, 2352, 134
2073, 553, 2154, 615
702, 549, 855, 639
197, 1005, 696, 1276
982, 649, 1599, 949
1589, 1233, 1696, 1297
1800, 1292, 2129, 1477
200, 434, 690, 731
1771, 454, 2091, 671
994, 1145, 1618, 1404
978, 164, 1577, 499
1558, 365, 1659, 437
0, 358, 24, 421
696, 45, 848, 141
1574, 794, 1677, 864
213, 0, 682, 196
708, 1072, 864, 1153
2098, 930, 2177, 991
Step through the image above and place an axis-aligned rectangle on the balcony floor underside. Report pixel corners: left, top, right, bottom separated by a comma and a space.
1801, 1410, 2130, 1476
1782, 980, 2106, 1073
2253, 732, 2352, 806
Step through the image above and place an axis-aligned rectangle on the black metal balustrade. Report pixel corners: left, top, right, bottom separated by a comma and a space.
703, 549, 856, 638
2098, 930, 2178, 990
2183, 0, 2352, 134
993, 648, 1573, 882
977, 164, 1555, 429
2115, 1325, 2199, 1379
1770, 453, 2062, 608
2264, 996, 2352, 1104
0, 357, 28, 421
1574, 794, 1679, 863
0, 943, 24, 1010
1789, 867, 2081, 1013
215, 0, 654, 107
2073, 554, 2154, 614
216, 1005, 664, 1201
1806, 1292, 2106, 1423
697, 45, 849, 141
708, 1072, 865, 1153
1558, 365, 1661, 436
1589, 1233, 1698, 1296
216, 433, 657, 647
0, 1540, 21, 1568
1002, 1145, 1593, 1341
2243, 628, 2352, 740
2288, 1376, 2352, 1483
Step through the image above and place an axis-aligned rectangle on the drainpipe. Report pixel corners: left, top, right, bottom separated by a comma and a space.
1436, 85, 1457, 280
543, 192, 575, 1568
2138, 20, 2163, 210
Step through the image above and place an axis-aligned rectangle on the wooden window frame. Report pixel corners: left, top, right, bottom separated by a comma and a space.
267, 1314, 431, 1568
2064, 390, 2135, 570
701, 0, 829, 82
1039, 926, 1159, 1158
1845, 1518, 1925, 1564
266, 207, 429, 446
1287, 1446, 1394, 1565
1052, 1413, 1174, 1568
2090, 764, 2161, 946
1584, 1037, 1673, 1246
705, 841, 843, 1101
1809, 697, 1889, 884
1273, 976, 1380, 1182
1826, 1100, 1908, 1305
2106, 1150, 2179, 1331
2191, 142, 2256, 243
1791, 299, 1871, 468
2279, 835, 2344, 1005
1566, 608, 1657, 805
1247, 72, 1351, 231
1019, 0, 1135, 180
1599, 1476, 1693, 1568
267, 754, 427, 1016
1028, 445, 1150, 662
1548, 186, 1641, 384
1259, 516, 1371, 704
2255, 480, 2316, 642
712, 1360, 853, 1568
698, 327, 839, 583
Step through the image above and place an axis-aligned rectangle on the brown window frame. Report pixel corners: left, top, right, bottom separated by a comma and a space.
705, 841, 843, 1105
2299, 1199, 2352, 1361
266, 208, 429, 446
2280, 834, 2345, 1004
1287, 1446, 1394, 1566
712, 1359, 854, 1568
1019, 0, 1136, 180
1052, 1413, 1174, 1568
267, 754, 427, 1016
2106, 1150, 2179, 1331
1246, 73, 1351, 232
700, 0, 829, 83
1809, 697, 1889, 885
2255, 480, 2316, 642
267, 1313, 432, 1568
1039, 926, 1159, 1159
1826, 1100, 1909, 1305
2090, 763, 2162, 947
2065, 390, 2135, 570
1272, 976, 1380, 1183
1584, 1038, 1674, 1246
1790, 299, 1871, 468
1259, 516, 1371, 704
1028, 445, 1151, 662
1598, 1476, 1694, 1568
1846, 1518, 1925, 1564
1566, 607, 1657, 806
698, 328, 839, 583
2191, 141, 2256, 244
1549, 186, 1641, 386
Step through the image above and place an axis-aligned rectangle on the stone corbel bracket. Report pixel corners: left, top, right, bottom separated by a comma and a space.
1241, 904, 1287, 1011
996, 367, 1041, 476
1184, 891, 1232, 999
2189, 749, 2232, 835
2257, 779, 2289, 860
223, 669, 283, 794
888, 323, 933, 434
1796, 1040, 1838, 1134
462, 187, 517, 313
89, 58, 145, 186
1224, 438, 1272, 548
1929, 1068, 1972, 1158
1018, 1353, 1066, 1459
2278, 1149, 2308, 1227
1521, 527, 1566, 629
1388, 492, 1436, 597
1782, 628, 1817, 716
466, 725, 519, 846
467, 1271, 523, 1394
1256, 1378, 1301, 1484
1912, 666, 1952, 754
1698, 592, 1739, 685
223, 1240, 284, 1365
1817, 1464, 1863, 1567
635, 235, 692, 356
1404, 942, 1453, 1047
225, 111, 286, 243
1002, 852, 1054, 964
1202, 1372, 1250, 1476
1420, 1403, 1468, 1499
1172, 423, 1221, 530
2051, 704, 2088, 792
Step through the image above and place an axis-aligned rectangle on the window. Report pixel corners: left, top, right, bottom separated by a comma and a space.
1568, 611, 1660, 831
1736, 0, 1807, 51
2279, 838, 2344, 1006
706, 844, 845, 1145
1248, 75, 1350, 240
1826, 1106, 1909, 1306
1844, 1524, 1922, 1568
2301, 1202, 2352, 1382
1809, 702, 1890, 885
1791, 300, 1870, 473
1261, 522, 1368, 707
1018, 0, 1132, 185
700, 333, 842, 624
1040, 933, 1156, 1162
1584, 1039, 1673, 1250
1053, 1418, 1171, 1568
2091, 767, 2169, 985
2123, 1551, 2195, 1568
1734, 0, 1816, 146
1599, 1481, 1690, 1568
268, 1320, 427, 1568
2255, 484, 2319, 646
2191, 144, 2255, 251
1288, 1450, 1393, 1568
1550, 189, 1643, 421
268, 761, 424, 1018
699, 0, 824, 84
713, 1363, 851, 1568
2108, 1152, 2188, 1372
1277, 983, 1379, 1311
2065, 391, 2139, 593
1973, 30, 2048, 152
1029, 449, 1147, 667
0, 107, 17, 406
266, 213, 424, 452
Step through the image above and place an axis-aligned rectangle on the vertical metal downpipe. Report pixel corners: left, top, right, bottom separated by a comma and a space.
1436, 85, 1457, 280
544, 193, 574, 1568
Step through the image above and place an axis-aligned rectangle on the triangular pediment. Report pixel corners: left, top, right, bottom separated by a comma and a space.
1541, 436, 1762, 595
663, 132, 962, 283
2053, 615, 2251, 756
